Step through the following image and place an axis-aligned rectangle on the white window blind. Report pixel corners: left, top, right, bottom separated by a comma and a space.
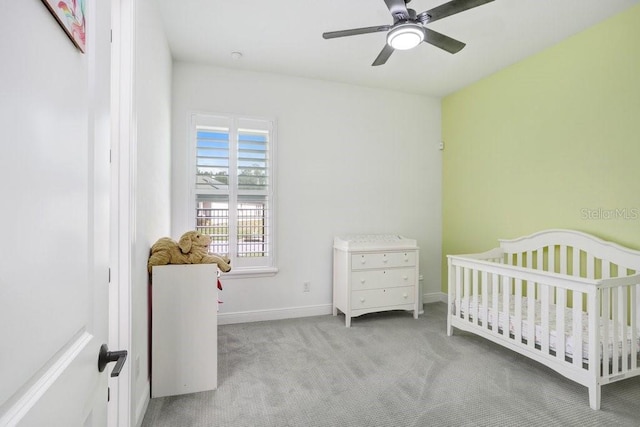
192, 114, 276, 272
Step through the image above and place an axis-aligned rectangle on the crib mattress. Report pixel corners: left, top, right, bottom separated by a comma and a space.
454, 297, 640, 362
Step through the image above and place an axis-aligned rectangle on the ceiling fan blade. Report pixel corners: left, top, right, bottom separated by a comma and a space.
372, 44, 395, 66
421, 0, 494, 24
383, 0, 410, 20
423, 28, 465, 54
323, 25, 391, 39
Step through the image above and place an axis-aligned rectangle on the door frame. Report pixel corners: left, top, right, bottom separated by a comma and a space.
109, 0, 135, 425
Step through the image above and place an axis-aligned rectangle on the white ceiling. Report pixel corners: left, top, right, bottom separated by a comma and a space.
155, 0, 638, 97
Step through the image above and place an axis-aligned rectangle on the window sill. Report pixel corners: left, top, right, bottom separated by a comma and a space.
219, 266, 279, 279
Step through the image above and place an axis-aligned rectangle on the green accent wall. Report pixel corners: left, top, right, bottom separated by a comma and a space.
442, 4, 640, 291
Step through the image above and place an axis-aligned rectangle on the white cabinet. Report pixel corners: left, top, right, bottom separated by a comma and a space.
151, 264, 218, 398
333, 235, 420, 327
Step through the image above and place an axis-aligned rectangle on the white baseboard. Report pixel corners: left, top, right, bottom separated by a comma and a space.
218, 295, 448, 326
423, 292, 447, 304
218, 304, 333, 325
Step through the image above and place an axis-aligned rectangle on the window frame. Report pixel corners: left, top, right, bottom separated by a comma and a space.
189, 112, 278, 277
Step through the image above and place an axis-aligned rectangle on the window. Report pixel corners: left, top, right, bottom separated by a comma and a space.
191, 113, 276, 274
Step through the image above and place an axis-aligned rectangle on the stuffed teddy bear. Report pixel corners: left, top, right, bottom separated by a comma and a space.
147, 230, 231, 273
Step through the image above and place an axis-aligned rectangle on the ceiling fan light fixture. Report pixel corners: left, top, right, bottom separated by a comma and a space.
387, 24, 424, 50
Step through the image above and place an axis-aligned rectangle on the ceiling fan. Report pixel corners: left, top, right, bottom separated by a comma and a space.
322, 0, 495, 66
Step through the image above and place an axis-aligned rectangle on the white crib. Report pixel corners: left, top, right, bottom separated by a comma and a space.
446, 229, 640, 410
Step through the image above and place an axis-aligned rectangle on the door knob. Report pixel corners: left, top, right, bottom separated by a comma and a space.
98, 344, 128, 377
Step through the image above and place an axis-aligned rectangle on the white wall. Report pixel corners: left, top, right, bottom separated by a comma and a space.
131, 0, 172, 424
171, 64, 443, 323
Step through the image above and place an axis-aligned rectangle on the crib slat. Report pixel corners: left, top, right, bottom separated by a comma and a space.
515, 278, 523, 343
602, 261, 611, 280
527, 281, 535, 349
472, 270, 479, 326
515, 252, 523, 340
455, 265, 462, 320
537, 249, 543, 273
492, 273, 499, 336
541, 285, 550, 354
567, 246, 580, 366
632, 285, 639, 370
503, 277, 510, 338
463, 267, 471, 322
612, 288, 620, 373
617, 286, 628, 372
556, 288, 566, 361
588, 291, 599, 377
587, 254, 595, 279
572, 247, 580, 277
572, 290, 583, 367
524, 252, 532, 303
602, 288, 610, 372
482, 271, 489, 330
548, 246, 555, 273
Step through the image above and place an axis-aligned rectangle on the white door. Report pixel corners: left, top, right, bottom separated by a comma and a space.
0, 1, 115, 426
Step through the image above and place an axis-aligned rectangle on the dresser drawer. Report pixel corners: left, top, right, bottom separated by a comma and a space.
351, 268, 416, 291
351, 286, 415, 309
351, 251, 416, 270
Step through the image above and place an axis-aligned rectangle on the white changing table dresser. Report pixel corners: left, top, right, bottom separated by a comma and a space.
151, 264, 218, 398
333, 235, 420, 327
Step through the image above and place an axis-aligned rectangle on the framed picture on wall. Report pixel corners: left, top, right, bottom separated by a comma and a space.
41, 0, 86, 52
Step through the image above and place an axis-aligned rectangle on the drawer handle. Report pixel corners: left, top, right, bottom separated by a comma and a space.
403, 276, 408, 280
383, 258, 388, 263
360, 297, 365, 303
360, 279, 366, 284
403, 293, 408, 299
361, 259, 366, 264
